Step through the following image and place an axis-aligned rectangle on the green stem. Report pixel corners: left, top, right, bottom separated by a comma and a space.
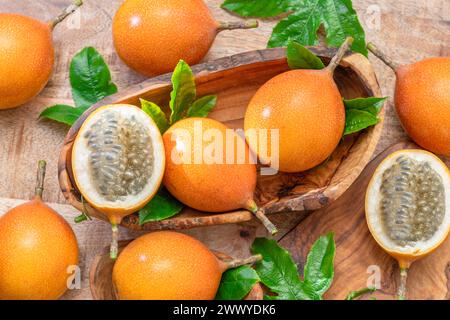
218, 20, 259, 32
35, 160, 47, 199
49, 0, 84, 30
225, 254, 263, 270
345, 287, 377, 300
74, 214, 88, 223
246, 200, 278, 235
367, 42, 399, 71
326, 36, 354, 74
110, 224, 119, 260
397, 268, 408, 300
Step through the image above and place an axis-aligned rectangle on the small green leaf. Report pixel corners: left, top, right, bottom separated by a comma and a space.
140, 99, 169, 133
303, 232, 336, 296
39, 104, 87, 126
138, 189, 184, 224
215, 266, 260, 300
187, 95, 217, 118
70, 47, 118, 109
345, 287, 377, 300
287, 41, 325, 70
344, 109, 379, 135
251, 238, 320, 300
169, 60, 196, 124
344, 97, 386, 115
221, 0, 293, 18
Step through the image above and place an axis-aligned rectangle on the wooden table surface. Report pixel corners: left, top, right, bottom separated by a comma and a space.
0, 0, 448, 300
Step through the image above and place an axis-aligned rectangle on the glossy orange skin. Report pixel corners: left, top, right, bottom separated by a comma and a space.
0, 198, 79, 300
0, 14, 54, 109
113, 0, 219, 76
244, 69, 345, 173
113, 231, 223, 300
163, 118, 257, 212
395, 57, 450, 156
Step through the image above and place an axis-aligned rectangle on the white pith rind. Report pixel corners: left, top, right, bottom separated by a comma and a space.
72, 104, 165, 211
366, 150, 450, 255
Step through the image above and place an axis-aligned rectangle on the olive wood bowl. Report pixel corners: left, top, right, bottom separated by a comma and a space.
59, 46, 384, 231
89, 240, 264, 300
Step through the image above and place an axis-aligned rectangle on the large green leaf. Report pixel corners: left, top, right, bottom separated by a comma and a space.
268, 1, 322, 48
138, 189, 184, 224
39, 104, 87, 126
251, 238, 320, 300
169, 60, 196, 124
303, 232, 335, 296
320, 0, 368, 56
70, 47, 118, 109
222, 0, 293, 17
225, 0, 367, 56
215, 266, 260, 300
140, 99, 169, 133
287, 41, 325, 69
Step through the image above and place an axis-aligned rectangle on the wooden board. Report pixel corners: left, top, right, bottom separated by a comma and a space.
0, 0, 449, 300
280, 141, 450, 300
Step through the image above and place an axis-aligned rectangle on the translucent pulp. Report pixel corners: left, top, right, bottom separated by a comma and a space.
83, 111, 154, 202
379, 155, 445, 246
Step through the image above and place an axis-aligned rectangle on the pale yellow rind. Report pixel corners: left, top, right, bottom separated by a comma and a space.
72, 104, 165, 224
365, 149, 450, 268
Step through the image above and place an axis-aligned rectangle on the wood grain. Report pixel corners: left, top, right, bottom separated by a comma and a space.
0, 0, 449, 300
280, 142, 450, 300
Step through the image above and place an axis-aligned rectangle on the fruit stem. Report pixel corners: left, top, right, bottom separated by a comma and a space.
34, 160, 47, 199
110, 224, 119, 260
397, 268, 408, 300
218, 20, 259, 32
224, 254, 263, 270
246, 200, 278, 235
326, 36, 354, 74
367, 42, 399, 71
48, 0, 84, 31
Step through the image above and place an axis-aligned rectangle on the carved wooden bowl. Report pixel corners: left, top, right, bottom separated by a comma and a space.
59, 46, 384, 231
89, 240, 264, 300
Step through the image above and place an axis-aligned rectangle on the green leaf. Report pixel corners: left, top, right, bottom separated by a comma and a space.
303, 232, 336, 296
258, 0, 367, 56
187, 95, 217, 118
140, 99, 169, 133
70, 47, 118, 109
169, 60, 196, 124
344, 97, 386, 115
287, 41, 325, 70
215, 266, 260, 300
345, 287, 377, 300
138, 189, 184, 224
343, 97, 386, 135
251, 238, 320, 300
268, 2, 321, 48
221, 0, 293, 18
320, 0, 368, 56
39, 104, 87, 126
344, 109, 379, 135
